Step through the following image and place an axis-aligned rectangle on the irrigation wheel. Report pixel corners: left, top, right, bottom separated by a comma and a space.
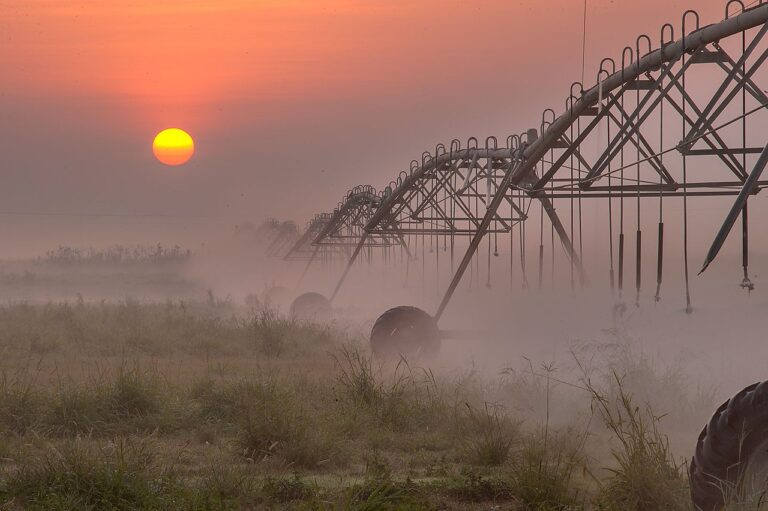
691, 381, 768, 511
370, 306, 440, 360
289, 292, 332, 321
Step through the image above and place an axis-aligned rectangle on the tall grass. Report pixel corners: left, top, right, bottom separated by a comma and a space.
236, 378, 336, 469
46, 366, 168, 437
509, 428, 586, 509
0, 439, 181, 509
333, 344, 451, 435
459, 402, 519, 466
588, 373, 691, 511
0, 300, 341, 361
0, 360, 45, 435
0, 301, 718, 510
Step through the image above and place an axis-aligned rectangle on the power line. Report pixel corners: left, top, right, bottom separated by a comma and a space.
0, 210, 218, 221
581, 0, 588, 84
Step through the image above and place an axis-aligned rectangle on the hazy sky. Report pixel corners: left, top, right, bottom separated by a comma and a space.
0, 1, 739, 255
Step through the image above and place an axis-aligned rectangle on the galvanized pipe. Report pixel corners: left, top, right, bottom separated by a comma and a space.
699, 142, 768, 274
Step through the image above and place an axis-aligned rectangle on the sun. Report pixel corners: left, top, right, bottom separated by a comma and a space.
152, 128, 194, 166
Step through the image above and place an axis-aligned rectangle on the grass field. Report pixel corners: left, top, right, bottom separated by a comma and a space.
0, 293, 729, 510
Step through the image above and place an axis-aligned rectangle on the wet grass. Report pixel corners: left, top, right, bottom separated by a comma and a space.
0, 300, 713, 510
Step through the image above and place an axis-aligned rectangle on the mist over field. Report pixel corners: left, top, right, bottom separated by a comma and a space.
4, 0, 768, 509
0, 225, 761, 509
2, 227, 764, 418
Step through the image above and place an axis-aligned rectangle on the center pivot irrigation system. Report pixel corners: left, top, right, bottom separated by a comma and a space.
281, 3, 768, 508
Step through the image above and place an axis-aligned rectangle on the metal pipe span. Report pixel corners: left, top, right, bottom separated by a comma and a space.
366, 4, 768, 230
520, 4, 768, 180
312, 190, 382, 245
365, 147, 520, 229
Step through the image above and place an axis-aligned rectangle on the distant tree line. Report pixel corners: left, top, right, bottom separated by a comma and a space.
39, 244, 192, 266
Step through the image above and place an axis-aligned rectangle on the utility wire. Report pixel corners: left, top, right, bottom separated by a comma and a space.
581, 0, 588, 84
0, 210, 214, 220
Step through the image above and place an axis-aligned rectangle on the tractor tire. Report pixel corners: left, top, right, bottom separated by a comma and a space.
370, 306, 440, 360
690, 381, 768, 511
289, 292, 332, 321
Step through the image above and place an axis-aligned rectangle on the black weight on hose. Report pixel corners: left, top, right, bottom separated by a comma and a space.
289, 292, 332, 321
370, 306, 440, 360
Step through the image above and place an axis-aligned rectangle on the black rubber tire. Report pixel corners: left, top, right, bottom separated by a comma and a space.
690, 381, 768, 511
289, 292, 332, 321
370, 306, 441, 360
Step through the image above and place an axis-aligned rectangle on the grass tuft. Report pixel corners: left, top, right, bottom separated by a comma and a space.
459, 402, 518, 466
261, 473, 313, 503
234, 376, 336, 469
510, 429, 585, 509
589, 373, 691, 511
46, 366, 166, 436
0, 438, 183, 509
445, 466, 514, 503
0, 365, 42, 435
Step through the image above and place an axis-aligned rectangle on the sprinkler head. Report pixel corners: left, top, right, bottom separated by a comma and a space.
740, 277, 755, 292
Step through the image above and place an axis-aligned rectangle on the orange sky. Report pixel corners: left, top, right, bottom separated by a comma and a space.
6, 0, 728, 130
7, 1, 543, 125
0, 0, 734, 254
4, 1, 733, 109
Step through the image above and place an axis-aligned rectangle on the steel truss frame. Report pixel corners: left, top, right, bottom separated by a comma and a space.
295, 2, 768, 321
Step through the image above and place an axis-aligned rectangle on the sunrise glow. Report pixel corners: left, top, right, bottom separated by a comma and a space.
152, 128, 194, 166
